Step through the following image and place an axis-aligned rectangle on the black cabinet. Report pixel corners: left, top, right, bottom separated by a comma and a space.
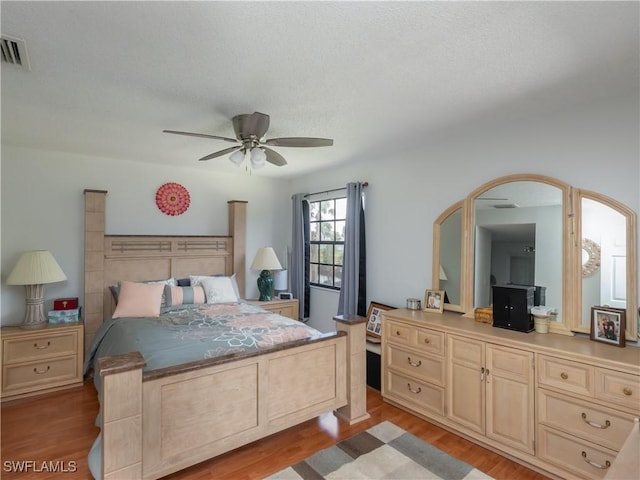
492, 285, 534, 332
366, 348, 381, 390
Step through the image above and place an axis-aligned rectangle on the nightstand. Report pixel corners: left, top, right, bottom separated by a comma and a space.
1, 322, 84, 402
247, 298, 299, 320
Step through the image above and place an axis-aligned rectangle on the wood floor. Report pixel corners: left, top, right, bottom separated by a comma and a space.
1, 381, 550, 480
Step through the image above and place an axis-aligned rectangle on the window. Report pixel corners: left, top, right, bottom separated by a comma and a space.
309, 197, 346, 289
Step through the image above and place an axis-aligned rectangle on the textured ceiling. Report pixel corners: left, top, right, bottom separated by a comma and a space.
1, 1, 638, 178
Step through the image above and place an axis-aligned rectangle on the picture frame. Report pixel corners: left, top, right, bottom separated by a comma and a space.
365, 301, 394, 339
590, 306, 625, 347
424, 289, 445, 314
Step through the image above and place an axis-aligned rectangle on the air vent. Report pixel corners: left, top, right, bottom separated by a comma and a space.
1, 35, 30, 71
493, 203, 519, 209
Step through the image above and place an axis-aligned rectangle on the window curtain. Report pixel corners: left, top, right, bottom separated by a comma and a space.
337, 182, 367, 317
291, 193, 310, 321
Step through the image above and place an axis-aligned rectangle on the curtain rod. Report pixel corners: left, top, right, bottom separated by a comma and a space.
303, 181, 368, 198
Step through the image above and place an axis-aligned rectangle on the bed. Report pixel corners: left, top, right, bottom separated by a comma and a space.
82, 190, 369, 480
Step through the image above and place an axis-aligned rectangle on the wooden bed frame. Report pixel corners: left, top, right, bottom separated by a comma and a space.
83, 190, 369, 480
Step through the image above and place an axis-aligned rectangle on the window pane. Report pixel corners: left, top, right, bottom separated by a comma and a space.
319, 265, 333, 286
319, 244, 334, 264
335, 221, 345, 241
321, 200, 335, 220
334, 244, 344, 266
310, 222, 319, 241
334, 267, 342, 288
321, 221, 334, 241
335, 198, 347, 220
310, 264, 319, 284
310, 202, 320, 221
310, 244, 319, 263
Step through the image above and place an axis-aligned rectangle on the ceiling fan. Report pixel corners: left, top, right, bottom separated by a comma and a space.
163, 111, 333, 169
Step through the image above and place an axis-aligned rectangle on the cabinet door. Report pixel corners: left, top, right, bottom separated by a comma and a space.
485, 344, 535, 454
447, 336, 484, 434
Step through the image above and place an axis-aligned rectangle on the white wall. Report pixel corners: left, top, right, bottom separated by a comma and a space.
1, 146, 291, 325
289, 93, 639, 331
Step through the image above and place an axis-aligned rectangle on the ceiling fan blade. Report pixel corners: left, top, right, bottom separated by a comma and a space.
264, 137, 334, 148
198, 146, 242, 161
263, 147, 287, 166
163, 130, 238, 144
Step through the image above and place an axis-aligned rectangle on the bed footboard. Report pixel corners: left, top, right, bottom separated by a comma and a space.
97, 318, 368, 480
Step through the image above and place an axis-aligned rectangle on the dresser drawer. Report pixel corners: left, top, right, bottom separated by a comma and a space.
538, 425, 617, 480
386, 320, 444, 356
386, 344, 445, 387
538, 389, 635, 451
3, 330, 79, 364
595, 368, 640, 412
385, 370, 445, 416
538, 355, 595, 397
3, 356, 79, 394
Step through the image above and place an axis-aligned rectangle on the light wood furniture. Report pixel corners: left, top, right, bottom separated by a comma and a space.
1, 322, 83, 401
382, 308, 640, 480
247, 298, 299, 320
83, 190, 364, 480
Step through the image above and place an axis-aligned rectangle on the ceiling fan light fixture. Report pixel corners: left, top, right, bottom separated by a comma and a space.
229, 148, 245, 166
250, 147, 266, 169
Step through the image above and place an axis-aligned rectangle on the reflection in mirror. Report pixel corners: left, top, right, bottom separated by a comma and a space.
439, 208, 462, 307
473, 181, 563, 321
581, 198, 626, 331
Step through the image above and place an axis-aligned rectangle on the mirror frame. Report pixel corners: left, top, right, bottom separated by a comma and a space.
433, 173, 638, 339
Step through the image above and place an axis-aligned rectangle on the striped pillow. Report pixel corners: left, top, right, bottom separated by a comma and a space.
165, 285, 206, 307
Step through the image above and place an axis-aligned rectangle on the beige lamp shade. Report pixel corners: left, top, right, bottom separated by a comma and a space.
7, 250, 67, 285
7, 250, 67, 329
250, 247, 283, 271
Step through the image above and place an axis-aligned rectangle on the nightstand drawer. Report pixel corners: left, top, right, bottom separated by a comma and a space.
3, 330, 79, 364
538, 355, 595, 397
3, 356, 79, 394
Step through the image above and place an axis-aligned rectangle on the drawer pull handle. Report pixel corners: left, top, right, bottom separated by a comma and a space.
407, 357, 422, 367
407, 383, 422, 394
581, 413, 611, 429
623, 387, 632, 396
34, 341, 51, 350
581, 451, 610, 470
480, 367, 485, 381
424, 338, 430, 344
33, 366, 50, 375
560, 372, 568, 380
396, 331, 401, 336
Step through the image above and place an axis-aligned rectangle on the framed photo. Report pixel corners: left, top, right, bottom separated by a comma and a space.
366, 302, 394, 339
424, 289, 444, 314
590, 306, 625, 347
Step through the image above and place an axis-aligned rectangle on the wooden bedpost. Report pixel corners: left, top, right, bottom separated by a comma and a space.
228, 201, 247, 298
98, 352, 146, 480
84, 189, 107, 352
333, 314, 371, 424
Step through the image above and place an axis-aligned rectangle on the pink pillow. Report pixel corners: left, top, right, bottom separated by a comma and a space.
112, 281, 164, 318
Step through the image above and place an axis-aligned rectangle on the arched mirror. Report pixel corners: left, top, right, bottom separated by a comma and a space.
432, 173, 637, 340
578, 191, 637, 340
433, 202, 464, 312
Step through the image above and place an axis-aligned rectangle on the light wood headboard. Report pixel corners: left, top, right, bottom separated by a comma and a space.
83, 190, 247, 351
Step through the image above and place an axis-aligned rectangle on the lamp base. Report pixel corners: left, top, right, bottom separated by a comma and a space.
257, 270, 274, 301
21, 284, 48, 329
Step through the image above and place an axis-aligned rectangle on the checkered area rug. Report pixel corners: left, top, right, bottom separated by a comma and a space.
266, 421, 493, 479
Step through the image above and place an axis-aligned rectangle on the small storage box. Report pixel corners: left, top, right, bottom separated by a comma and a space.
48, 309, 80, 324
474, 306, 493, 324
54, 297, 79, 310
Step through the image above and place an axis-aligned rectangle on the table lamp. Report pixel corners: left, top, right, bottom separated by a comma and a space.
250, 247, 283, 301
6, 250, 67, 329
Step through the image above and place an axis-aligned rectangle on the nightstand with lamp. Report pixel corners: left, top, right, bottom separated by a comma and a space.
250, 247, 283, 302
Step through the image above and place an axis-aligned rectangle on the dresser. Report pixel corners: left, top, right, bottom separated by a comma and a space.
381, 309, 640, 479
1, 322, 84, 402
247, 298, 299, 320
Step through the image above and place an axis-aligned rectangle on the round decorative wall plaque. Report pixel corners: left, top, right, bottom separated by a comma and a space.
581, 237, 601, 277
155, 182, 190, 216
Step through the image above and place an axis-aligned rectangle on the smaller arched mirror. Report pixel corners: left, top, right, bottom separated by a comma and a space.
578, 191, 637, 340
433, 202, 464, 312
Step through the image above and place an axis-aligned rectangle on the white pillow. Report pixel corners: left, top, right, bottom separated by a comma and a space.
198, 276, 239, 304
190, 274, 241, 299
